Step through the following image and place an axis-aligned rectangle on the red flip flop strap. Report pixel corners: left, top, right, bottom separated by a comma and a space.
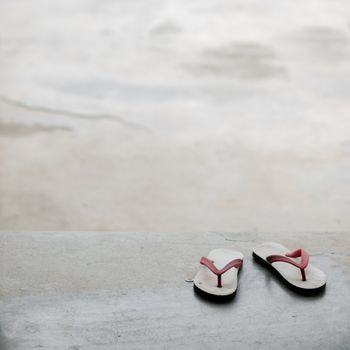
200, 257, 243, 276
286, 248, 309, 269
266, 248, 309, 269
266, 248, 309, 281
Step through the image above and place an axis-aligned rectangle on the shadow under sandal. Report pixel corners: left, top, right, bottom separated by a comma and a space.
193, 249, 243, 298
253, 242, 326, 295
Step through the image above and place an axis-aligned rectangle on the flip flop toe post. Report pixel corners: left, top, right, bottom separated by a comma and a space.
253, 242, 326, 294
193, 249, 243, 298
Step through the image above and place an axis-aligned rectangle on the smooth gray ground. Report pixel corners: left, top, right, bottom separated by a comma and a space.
1, 1, 350, 232
0, 231, 349, 349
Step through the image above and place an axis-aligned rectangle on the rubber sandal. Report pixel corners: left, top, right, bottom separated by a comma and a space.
252, 242, 326, 294
193, 249, 243, 298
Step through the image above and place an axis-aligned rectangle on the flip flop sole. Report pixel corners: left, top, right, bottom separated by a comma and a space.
252, 251, 326, 295
193, 283, 237, 302
193, 249, 243, 298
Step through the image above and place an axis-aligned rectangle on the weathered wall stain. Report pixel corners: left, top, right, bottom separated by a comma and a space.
182, 42, 287, 79
0, 120, 72, 137
289, 26, 350, 62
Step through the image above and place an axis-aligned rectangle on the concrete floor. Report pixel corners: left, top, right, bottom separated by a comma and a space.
0, 231, 349, 349
1, 1, 350, 232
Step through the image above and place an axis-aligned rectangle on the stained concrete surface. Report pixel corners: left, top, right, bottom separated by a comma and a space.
1, 1, 350, 232
0, 231, 349, 349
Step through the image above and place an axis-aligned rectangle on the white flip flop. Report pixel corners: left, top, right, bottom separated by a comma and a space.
193, 249, 243, 298
253, 242, 326, 294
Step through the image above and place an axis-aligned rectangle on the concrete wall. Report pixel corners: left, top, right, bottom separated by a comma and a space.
1, 0, 350, 232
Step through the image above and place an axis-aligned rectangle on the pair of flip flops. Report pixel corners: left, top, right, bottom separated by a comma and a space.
193, 242, 327, 297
